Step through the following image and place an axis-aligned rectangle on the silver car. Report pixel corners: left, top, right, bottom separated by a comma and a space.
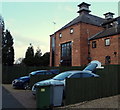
32, 70, 99, 95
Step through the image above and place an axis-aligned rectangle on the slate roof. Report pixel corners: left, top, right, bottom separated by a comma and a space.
117, 16, 120, 25
89, 16, 120, 40
56, 13, 104, 33
88, 24, 120, 41
101, 16, 120, 26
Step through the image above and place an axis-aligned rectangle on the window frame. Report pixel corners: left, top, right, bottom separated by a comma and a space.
61, 41, 72, 58
92, 41, 97, 48
70, 28, 74, 34
105, 38, 110, 46
105, 56, 111, 64
59, 33, 62, 38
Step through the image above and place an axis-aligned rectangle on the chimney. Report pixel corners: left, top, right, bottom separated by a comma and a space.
104, 12, 115, 20
77, 2, 91, 15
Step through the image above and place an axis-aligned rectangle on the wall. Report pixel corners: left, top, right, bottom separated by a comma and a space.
54, 23, 81, 66
90, 34, 120, 65
80, 23, 103, 65
50, 22, 103, 67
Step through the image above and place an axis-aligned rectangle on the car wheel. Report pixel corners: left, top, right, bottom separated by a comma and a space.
23, 83, 30, 90
12, 85, 16, 89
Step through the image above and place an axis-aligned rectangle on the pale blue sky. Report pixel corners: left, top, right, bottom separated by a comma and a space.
1, 1, 119, 61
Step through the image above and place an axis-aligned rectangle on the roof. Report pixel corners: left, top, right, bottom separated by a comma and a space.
117, 16, 120, 24
78, 2, 91, 7
56, 13, 104, 33
102, 16, 120, 26
89, 25, 120, 40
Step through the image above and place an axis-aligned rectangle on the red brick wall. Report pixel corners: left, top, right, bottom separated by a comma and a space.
90, 34, 120, 65
118, 35, 120, 64
54, 23, 81, 66
50, 22, 103, 66
80, 23, 103, 65
50, 35, 52, 67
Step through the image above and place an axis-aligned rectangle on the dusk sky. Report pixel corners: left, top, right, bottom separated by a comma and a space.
1, 0, 119, 61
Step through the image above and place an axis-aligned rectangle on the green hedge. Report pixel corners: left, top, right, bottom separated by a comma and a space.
65, 65, 120, 105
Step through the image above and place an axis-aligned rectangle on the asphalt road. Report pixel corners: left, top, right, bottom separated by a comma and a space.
2, 84, 36, 110
2, 86, 25, 109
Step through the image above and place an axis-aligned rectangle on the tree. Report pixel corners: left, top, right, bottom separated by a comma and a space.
23, 43, 34, 66
34, 47, 42, 66
15, 58, 24, 65
34, 47, 42, 59
41, 52, 50, 66
2, 29, 14, 66
0, 15, 5, 37
0, 16, 5, 64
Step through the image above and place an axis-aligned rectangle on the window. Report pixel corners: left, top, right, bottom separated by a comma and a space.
105, 39, 110, 46
52, 37, 55, 51
105, 56, 111, 64
92, 41, 96, 48
80, 73, 93, 77
59, 33, 62, 38
61, 42, 71, 57
70, 28, 74, 34
61, 42, 72, 66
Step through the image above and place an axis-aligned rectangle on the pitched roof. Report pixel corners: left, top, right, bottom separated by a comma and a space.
56, 13, 104, 33
88, 25, 120, 40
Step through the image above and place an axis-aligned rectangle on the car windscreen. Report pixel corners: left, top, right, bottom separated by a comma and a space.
19, 76, 30, 80
53, 72, 72, 80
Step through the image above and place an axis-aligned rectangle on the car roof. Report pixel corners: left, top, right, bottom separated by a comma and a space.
62, 70, 99, 76
62, 70, 82, 74
31, 70, 48, 73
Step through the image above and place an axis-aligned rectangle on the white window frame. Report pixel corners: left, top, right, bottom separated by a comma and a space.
59, 33, 62, 38
70, 28, 74, 34
105, 38, 110, 46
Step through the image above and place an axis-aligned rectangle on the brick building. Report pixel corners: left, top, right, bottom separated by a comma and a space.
50, 2, 120, 66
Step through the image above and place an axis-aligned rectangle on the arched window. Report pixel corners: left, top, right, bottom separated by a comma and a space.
105, 56, 111, 64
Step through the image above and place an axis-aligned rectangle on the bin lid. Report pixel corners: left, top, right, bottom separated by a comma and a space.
36, 79, 64, 87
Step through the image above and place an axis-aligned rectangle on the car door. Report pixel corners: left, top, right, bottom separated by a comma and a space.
69, 73, 81, 78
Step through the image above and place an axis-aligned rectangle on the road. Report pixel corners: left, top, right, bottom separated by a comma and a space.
2, 84, 36, 109
2, 86, 25, 109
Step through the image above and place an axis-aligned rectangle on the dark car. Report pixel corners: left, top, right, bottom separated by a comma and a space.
29, 69, 59, 76
12, 69, 59, 89
12, 76, 30, 90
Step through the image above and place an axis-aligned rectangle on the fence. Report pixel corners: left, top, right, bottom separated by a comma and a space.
2, 65, 120, 106
2, 65, 84, 84
29, 74, 56, 88
65, 65, 120, 105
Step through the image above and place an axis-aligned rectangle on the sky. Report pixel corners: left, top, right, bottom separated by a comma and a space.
1, 0, 119, 61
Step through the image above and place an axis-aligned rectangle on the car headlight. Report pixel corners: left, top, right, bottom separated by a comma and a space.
32, 85, 36, 91
13, 79, 18, 83
18, 80, 24, 82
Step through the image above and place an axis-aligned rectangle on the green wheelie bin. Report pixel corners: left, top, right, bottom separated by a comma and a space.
36, 81, 64, 109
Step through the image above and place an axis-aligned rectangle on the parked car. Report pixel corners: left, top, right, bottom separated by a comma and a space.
32, 60, 102, 95
32, 70, 99, 95
29, 69, 59, 76
12, 69, 59, 89
12, 76, 30, 90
